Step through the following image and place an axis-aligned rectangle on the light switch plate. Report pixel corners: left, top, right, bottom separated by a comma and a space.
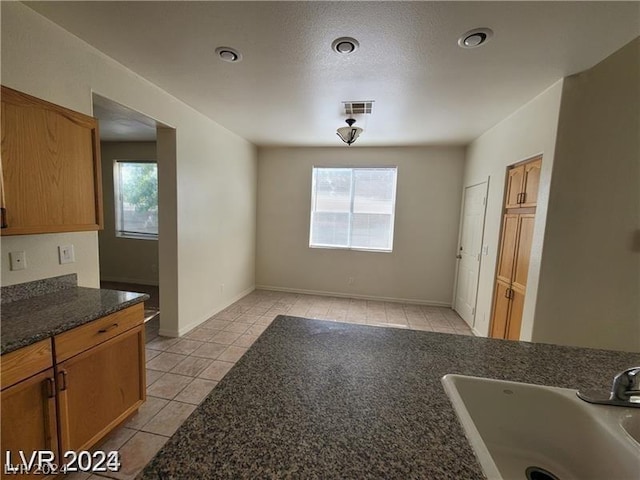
9, 251, 27, 271
59, 245, 75, 264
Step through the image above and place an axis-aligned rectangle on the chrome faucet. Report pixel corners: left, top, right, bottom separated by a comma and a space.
577, 367, 640, 407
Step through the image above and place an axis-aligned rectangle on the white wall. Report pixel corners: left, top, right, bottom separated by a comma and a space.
533, 38, 640, 352
462, 81, 564, 338
98, 142, 159, 286
1, 232, 100, 287
1, 3, 257, 335
257, 146, 465, 304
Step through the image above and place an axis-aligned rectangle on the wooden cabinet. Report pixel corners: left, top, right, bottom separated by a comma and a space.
0, 304, 145, 474
491, 213, 535, 340
0, 86, 103, 235
0, 340, 57, 480
491, 155, 541, 341
56, 323, 145, 453
504, 156, 542, 209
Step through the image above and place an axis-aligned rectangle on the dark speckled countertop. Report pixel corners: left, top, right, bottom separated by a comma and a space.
1, 279, 148, 355
140, 315, 639, 480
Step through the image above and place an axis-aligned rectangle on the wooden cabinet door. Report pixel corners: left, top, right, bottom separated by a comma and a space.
57, 326, 145, 453
0, 369, 58, 479
505, 165, 524, 208
496, 214, 519, 284
521, 158, 542, 207
0, 86, 103, 235
512, 214, 535, 291
490, 280, 512, 339
506, 287, 526, 341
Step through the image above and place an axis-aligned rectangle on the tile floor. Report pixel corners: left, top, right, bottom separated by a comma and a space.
68, 289, 472, 479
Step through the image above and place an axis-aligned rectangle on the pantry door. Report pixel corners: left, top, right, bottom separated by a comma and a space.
453, 181, 488, 328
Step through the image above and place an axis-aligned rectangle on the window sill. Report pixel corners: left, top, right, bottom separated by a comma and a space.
309, 244, 392, 253
116, 233, 158, 241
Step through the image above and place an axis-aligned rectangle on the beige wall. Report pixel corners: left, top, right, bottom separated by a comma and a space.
533, 38, 640, 352
462, 81, 564, 338
1, 232, 100, 287
1, 3, 257, 336
257, 146, 465, 304
98, 142, 159, 286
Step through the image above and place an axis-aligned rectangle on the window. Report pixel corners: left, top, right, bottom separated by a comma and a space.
114, 161, 158, 239
309, 167, 397, 251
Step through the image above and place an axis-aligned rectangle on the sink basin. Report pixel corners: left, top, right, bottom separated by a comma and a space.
442, 374, 640, 480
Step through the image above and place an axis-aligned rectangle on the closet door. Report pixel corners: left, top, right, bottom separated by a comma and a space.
491, 280, 512, 338
520, 159, 542, 207
496, 214, 519, 284
505, 165, 524, 209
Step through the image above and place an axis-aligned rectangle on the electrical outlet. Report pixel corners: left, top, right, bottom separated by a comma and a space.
9, 251, 27, 271
220, 284, 225, 293
347, 277, 355, 285
58, 245, 75, 264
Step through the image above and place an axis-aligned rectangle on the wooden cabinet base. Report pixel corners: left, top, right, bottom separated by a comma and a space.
57, 325, 145, 453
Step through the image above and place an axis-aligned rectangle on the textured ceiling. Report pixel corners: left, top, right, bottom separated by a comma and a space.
27, 1, 640, 146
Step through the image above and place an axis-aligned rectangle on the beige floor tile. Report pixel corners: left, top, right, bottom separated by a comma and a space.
203, 319, 231, 330
100, 432, 168, 480
146, 373, 193, 400
223, 322, 250, 334
255, 315, 275, 325
170, 356, 214, 377
191, 342, 227, 359
145, 336, 180, 351
125, 396, 169, 430
247, 305, 270, 315
246, 324, 267, 336
236, 314, 261, 324
145, 369, 164, 387
183, 328, 219, 342
145, 352, 187, 372
164, 339, 204, 355
233, 334, 259, 348
198, 360, 234, 381
140, 401, 196, 437
218, 346, 248, 363
210, 330, 243, 345
145, 348, 161, 361
174, 378, 218, 405
97, 426, 137, 452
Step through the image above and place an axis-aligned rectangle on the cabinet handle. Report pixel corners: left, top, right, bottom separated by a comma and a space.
45, 377, 55, 398
0, 208, 7, 229
520, 192, 526, 204
98, 323, 119, 333
59, 370, 68, 391
504, 288, 514, 299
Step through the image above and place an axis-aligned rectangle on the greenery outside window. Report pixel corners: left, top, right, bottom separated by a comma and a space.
309, 167, 398, 252
114, 160, 158, 239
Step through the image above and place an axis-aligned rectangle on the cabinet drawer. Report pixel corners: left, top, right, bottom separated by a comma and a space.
54, 303, 143, 363
1, 339, 53, 390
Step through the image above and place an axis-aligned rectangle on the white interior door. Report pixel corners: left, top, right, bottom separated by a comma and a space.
454, 182, 488, 328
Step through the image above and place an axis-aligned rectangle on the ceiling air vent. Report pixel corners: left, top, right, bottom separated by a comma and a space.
343, 101, 374, 116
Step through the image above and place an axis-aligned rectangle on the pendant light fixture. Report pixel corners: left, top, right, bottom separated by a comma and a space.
336, 118, 363, 146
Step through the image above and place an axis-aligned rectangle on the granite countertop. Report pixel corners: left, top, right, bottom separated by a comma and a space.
140, 315, 640, 479
1, 277, 149, 355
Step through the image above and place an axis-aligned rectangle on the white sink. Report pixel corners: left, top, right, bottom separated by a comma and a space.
441, 374, 640, 480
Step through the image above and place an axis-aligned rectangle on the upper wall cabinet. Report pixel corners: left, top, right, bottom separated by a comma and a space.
504, 157, 542, 209
0, 86, 103, 235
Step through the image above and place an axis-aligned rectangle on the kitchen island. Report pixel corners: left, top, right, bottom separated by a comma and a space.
140, 315, 639, 479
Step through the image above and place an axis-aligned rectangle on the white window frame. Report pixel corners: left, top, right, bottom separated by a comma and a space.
309, 166, 398, 252
114, 160, 158, 241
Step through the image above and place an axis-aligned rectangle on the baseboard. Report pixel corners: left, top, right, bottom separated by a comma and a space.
255, 284, 451, 307
100, 275, 159, 287
159, 284, 256, 337
472, 326, 484, 337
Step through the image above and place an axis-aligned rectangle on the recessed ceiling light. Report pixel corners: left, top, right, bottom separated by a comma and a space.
215, 46, 242, 62
458, 28, 493, 49
332, 37, 359, 55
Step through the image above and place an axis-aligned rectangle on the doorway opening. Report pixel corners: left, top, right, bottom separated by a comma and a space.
92, 94, 165, 325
